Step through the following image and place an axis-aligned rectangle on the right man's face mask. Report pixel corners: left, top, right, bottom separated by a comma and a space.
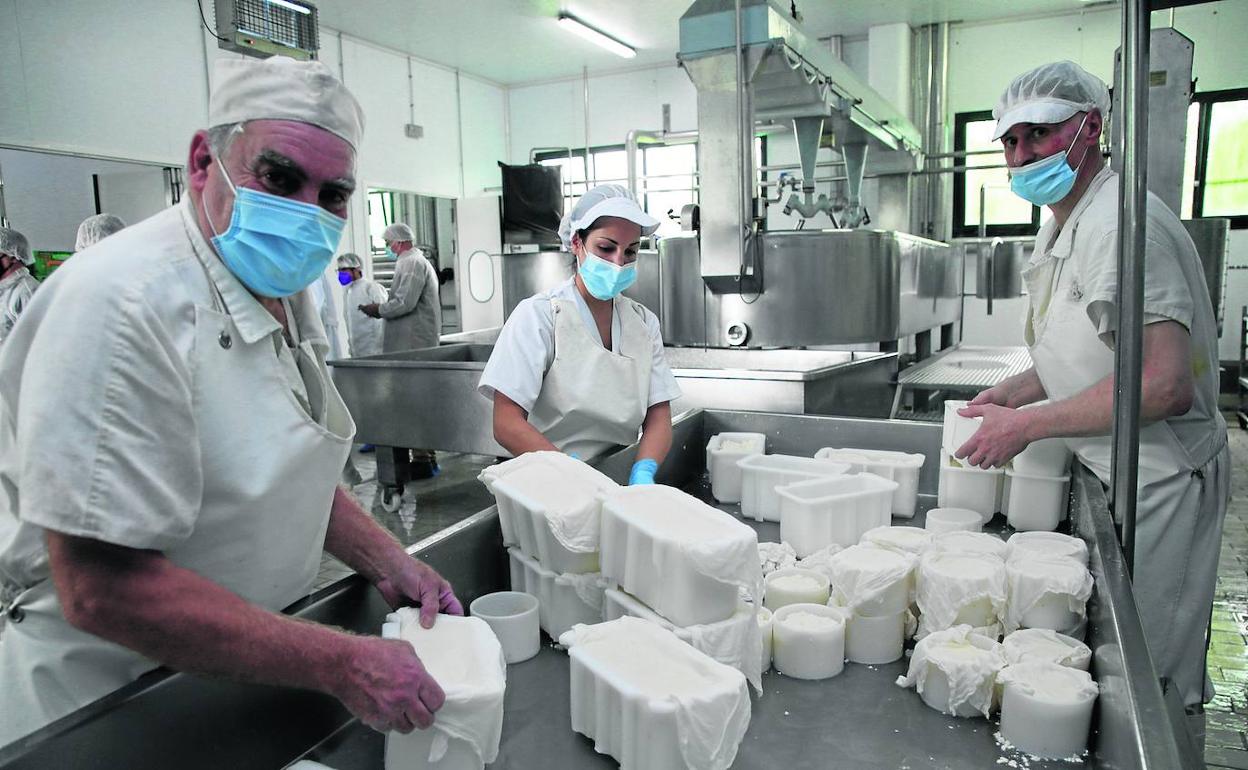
1008, 113, 1091, 207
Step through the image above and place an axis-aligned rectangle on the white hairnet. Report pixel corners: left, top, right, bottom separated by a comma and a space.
558, 183, 660, 251
337, 253, 363, 270
992, 61, 1110, 140
209, 56, 365, 149
382, 223, 415, 242
0, 227, 32, 266
75, 213, 126, 251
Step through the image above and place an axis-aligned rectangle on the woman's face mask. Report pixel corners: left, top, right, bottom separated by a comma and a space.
576, 244, 637, 300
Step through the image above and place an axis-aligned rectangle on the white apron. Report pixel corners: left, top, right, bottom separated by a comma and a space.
1023, 234, 1228, 707
526, 296, 652, 460
0, 283, 354, 744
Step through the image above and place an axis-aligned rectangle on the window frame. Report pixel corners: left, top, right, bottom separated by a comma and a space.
951, 109, 1041, 238
1190, 87, 1248, 229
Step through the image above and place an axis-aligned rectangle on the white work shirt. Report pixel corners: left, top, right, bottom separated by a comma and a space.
0, 266, 38, 345
478, 277, 681, 411
344, 277, 388, 357
1024, 165, 1224, 475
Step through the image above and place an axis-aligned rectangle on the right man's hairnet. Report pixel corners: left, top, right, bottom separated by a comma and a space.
75, 214, 127, 251
0, 227, 32, 266
382, 223, 415, 243
992, 61, 1111, 140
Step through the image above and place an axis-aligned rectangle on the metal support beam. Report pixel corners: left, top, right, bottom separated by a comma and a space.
1111, 0, 1149, 573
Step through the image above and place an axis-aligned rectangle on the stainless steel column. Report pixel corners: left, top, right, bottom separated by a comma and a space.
1111, 0, 1149, 572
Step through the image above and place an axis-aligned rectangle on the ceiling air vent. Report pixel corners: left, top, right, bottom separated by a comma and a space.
213, 0, 319, 61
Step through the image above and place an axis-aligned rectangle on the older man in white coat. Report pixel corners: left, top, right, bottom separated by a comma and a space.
0, 56, 460, 746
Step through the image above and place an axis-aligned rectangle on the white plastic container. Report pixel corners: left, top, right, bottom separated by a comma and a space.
916, 551, 1008, 639
1004, 469, 1071, 532
764, 567, 831, 611
758, 607, 774, 674
508, 548, 609, 640
1006, 532, 1089, 567
896, 624, 1006, 718
706, 432, 767, 504
924, 507, 983, 534
842, 608, 905, 665
859, 525, 932, 555
998, 662, 1098, 759
600, 486, 762, 627
937, 451, 1003, 522
737, 454, 851, 522
776, 473, 899, 556
941, 400, 981, 456
827, 544, 915, 617
1002, 628, 1092, 671
816, 447, 926, 518
468, 591, 539, 664
560, 617, 751, 770
1011, 438, 1072, 477
383, 610, 506, 770
600, 587, 764, 693
927, 531, 1009, 561
479, 451, 617, 574
771, 603, 849, 680
1004, 558, 1094, 637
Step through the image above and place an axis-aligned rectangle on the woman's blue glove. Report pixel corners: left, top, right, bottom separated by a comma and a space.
629, 458, 659, 485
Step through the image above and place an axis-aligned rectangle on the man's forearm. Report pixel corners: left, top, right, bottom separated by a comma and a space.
324, 486, 408, 585
636, 402, 672, 463
1002, 368, 1048, 408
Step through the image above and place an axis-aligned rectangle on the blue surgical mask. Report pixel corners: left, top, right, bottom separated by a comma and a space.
1008, 114, 1091, 207
385, 245, 397, 260
208, 158, 346, 298
337, 270, 353, 286
578, 251, 636, 300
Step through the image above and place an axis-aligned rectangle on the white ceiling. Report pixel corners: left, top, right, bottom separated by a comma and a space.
312, 0, 1118, 86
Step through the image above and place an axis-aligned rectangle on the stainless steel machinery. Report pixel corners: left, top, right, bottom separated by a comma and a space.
659, 0, 963, 349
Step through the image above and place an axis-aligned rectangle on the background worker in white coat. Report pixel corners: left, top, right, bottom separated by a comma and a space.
0, 56, 460, 746
478, 184, 682, 485
0, 227, 38, 346
74, 213, 127, 251
338, 252, 387, 358
359, 223, 441, 353
954, 61, 1229, 709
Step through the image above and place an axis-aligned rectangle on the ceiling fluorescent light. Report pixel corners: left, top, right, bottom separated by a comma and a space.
558, 13, 636, 59
266, 0, 312, 15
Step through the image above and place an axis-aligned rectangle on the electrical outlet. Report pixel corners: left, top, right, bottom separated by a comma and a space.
404, 123, 423, 140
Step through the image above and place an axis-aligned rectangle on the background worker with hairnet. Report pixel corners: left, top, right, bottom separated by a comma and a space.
338, 252, 387, 358
75, 213, 127, 251
0, 227, 38, 345
954, 61, 1228, 712
0, 56, 460, 746
478, 184, 681, 484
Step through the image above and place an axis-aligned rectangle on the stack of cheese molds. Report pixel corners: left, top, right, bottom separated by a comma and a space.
560, 617, 752, 770
479, 451, 618, 639
597, 485, 765, 692
382, 609, 506, 770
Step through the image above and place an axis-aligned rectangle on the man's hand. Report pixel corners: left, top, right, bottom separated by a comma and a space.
332, 635, 445, 733
375, 557, 464, 629
359, 303, 380, 318
954, 403, 1035, 469
967, 385, 1011, 408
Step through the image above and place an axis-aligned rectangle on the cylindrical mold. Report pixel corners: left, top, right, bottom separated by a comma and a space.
765, 567, 831, 611
1005, 558, 1093, 638
758, 606, 774, 674
1002, 628, 1092, 671
925, 507, 983, 534
1006, 532, 1089, 567
998, 662, 1098, 759
771, 603, 848, 680
860, 525, 932, 556
469, 591, 540, 664
844, 609, 905, 664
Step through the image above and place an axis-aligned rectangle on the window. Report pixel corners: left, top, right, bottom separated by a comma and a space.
952, 110, 1040, 238
367, 189, 393, 255
1184, 89, 1248, 228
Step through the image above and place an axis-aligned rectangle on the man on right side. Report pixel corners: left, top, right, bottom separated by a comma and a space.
955, 61, 1230, 711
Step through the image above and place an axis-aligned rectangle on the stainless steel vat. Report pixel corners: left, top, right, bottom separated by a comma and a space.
659, 228, 962, 347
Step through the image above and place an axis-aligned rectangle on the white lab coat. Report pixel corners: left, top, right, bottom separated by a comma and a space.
379, 247, 441, 352
344, 277, 388, 357
1022, 166, 1228, 706
0, 266, 38, 345
0, 200, 354, 744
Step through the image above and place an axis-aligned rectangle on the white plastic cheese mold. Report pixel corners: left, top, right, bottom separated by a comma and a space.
1006, 531, 1089, 566
600, 486, 762, 627
479, 451, 618, 574
936, 451, 1003, 522
383, 610, 506, 770
1003, 469, 1072, 532
706, 432, 767, 503
736, 454, 851, 522
507, 548, 610, 640
896, 624, 1006, 718
601, 587, 764, 693
815, 447, 926, 518
560, 617, 751, 770
998, 661, 1098, 759
776, 473, 899, 556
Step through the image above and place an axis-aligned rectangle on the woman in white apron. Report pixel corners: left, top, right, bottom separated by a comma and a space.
478, 184, 681, 485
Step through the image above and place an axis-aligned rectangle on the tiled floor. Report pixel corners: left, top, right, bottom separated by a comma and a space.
1207, 426, 1248, 769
